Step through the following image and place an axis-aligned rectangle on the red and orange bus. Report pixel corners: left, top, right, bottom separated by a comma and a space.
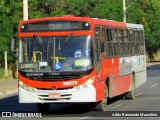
15, 15, 146, 112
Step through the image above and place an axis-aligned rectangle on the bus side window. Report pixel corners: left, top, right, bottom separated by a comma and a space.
119, 30, 123, 57
111, 29, 119, 57
117, 29, 123, 57
135, 30, 139, 55
103, 27, 113, 58
127, 30, 131, 56
130, 30, 135, 56
123, 30, 129, 56
102, 27, 106, 54
140, 30, 145, 55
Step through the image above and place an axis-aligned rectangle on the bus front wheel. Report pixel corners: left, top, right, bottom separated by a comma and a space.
37, 103, 50, 113
95, 85, 108, 111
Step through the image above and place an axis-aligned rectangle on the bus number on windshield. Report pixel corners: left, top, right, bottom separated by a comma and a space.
74, 60, 90, 66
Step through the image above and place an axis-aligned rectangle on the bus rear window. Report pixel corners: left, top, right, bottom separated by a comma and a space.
20, 20, 91, 32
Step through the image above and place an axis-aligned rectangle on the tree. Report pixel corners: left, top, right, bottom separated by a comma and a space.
28, 0, 66, 18
0, 0, 23, 66
0, 0, 160, 64
89, 0, 123, 21
126, 0, 160, 59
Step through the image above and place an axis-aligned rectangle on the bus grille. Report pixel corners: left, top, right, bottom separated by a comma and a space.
26, 75, 81, 81
36, 87, 74, 90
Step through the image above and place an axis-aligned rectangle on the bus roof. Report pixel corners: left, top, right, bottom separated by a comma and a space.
20, 15, 143, 30
126, 23, 144, 30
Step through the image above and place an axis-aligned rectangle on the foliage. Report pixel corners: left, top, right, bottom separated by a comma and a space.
0, 0, 22, 66
0, 0, 160, 65
126, 0, 160, 58
0, 66, 13, 80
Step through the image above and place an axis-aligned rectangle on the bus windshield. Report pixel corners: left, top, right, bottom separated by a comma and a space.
19, 35, 94, 73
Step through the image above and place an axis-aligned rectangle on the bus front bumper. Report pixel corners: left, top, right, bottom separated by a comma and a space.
19, 85, 96, 103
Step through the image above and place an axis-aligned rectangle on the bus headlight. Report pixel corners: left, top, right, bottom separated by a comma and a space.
19, 81, 34, 92
75, 86, 81, 91
86, 76, 95, 85
75, 76, 95, 91
82, 83, 87, 89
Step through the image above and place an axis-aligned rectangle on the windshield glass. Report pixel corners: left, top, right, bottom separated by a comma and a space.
19, 35, 94, 73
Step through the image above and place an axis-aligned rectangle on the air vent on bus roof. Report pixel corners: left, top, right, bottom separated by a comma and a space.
62, 15, 75, 17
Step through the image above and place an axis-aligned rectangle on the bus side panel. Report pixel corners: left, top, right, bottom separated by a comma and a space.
109, 75, 131, 97
111, 58, 120, 77
101, 57, 132, 98
135, 71, 146, 88
102, 57, 120, 78
132, 55, 146, 88
96, 78, 105, 102
109, 57, 132, 98
102, 58, 113, 78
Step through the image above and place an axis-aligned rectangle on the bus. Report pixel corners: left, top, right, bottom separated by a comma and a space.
13, 15, 146, 112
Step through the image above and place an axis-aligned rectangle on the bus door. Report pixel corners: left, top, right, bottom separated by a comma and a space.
94, 26, 104, 100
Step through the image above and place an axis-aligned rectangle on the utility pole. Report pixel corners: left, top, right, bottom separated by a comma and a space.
23, 0, 28, 20
123, 0, 137, 23
15, 0, 28, 78
5, 51, 8, 76
123, 0, 126, 22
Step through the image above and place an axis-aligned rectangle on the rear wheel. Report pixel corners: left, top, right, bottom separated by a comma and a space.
95, 85, 108, 111
120, 93, 126, 100
125, 74, 135, 99
37, 103, 50, 113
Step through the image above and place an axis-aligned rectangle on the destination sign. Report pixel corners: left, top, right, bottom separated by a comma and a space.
20, 20, 90, 32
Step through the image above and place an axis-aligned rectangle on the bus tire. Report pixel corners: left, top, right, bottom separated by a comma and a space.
95, 85, 108, 111
37, 103, 50, 113
125, 74, 135, 99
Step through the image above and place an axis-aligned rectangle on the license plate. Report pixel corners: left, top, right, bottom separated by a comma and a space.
48, 93, 61, 98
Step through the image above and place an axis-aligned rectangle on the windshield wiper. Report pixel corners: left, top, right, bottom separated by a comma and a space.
33, 34, 47, 52
59, 33, 73, 52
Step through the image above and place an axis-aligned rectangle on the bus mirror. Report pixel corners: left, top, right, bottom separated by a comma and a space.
10, 37, 15, 52
10, 32, 18, 58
